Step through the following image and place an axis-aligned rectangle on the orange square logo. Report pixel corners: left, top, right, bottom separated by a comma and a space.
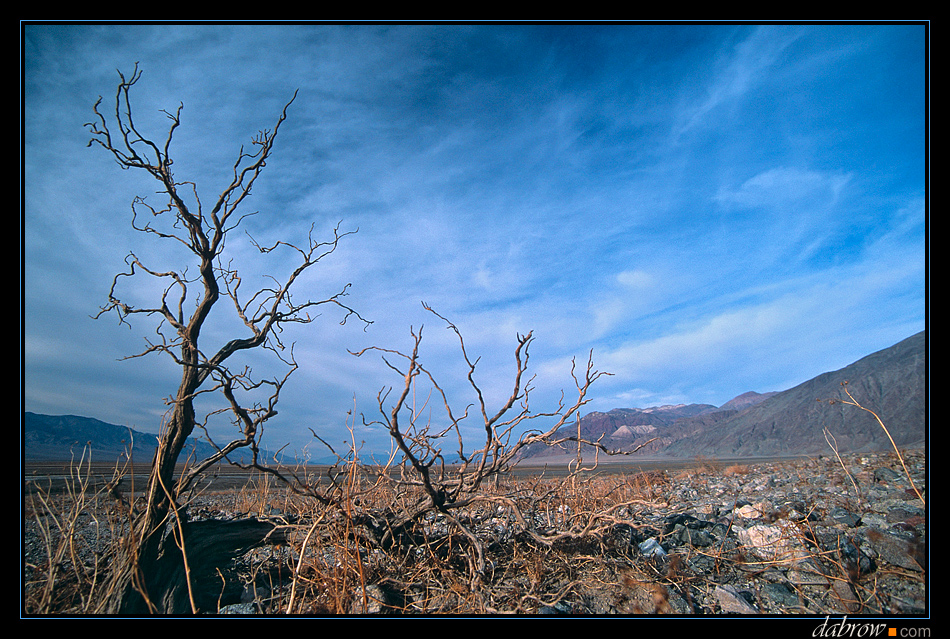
888, 629, 897, 637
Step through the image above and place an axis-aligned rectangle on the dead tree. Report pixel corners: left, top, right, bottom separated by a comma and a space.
349, 303, 656, 586
86, 65, 368, 613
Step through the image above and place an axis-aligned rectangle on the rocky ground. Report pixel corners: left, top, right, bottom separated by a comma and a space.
215, 448, 927, 616
575, 448, 928, 615
23, 448, 927, 616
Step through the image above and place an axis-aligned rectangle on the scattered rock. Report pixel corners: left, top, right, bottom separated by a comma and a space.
596, 448, 925, 615
865, 527, 925, 572
714, 584, 759, 614
349, 584, 390, 614
218, 602, 259, 614
638, 537, 667, 558
24, 448, 925, 615
830, 579, 862, 613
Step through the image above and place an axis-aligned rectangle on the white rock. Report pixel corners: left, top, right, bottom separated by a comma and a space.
638, 537, 667, 558
736, 522, 810, 563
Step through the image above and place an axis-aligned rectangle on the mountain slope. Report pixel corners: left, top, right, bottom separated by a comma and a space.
662, 331, 925, 457
23, 412, 263, 463
23, 413, 160, 462
538, 403, 718, 459
24, 332, 926, 463
718, 391, 779, 412
520, 331, 925, 461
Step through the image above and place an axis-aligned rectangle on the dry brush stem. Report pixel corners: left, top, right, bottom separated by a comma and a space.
25, 446, 138, 614
823, 427, 862, 498
345, 303, 671, 587
825, 381, 924, 506
26, 450, 99, 613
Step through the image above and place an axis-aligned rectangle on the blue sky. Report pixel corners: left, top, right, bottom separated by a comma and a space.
22, 23, 927, 460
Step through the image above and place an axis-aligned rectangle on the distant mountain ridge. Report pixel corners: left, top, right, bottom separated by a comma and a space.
24, 332, 926, 463
519, 331, 925, 461
518, 392, 780, 461
24, 413, 158, 462
662, 331, 925, 458
22, 412, 266, 464
719, 391, 780, 412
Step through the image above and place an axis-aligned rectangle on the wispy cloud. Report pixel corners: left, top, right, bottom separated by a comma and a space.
23, 23, 926, 455
673, 25, 805, 138
716, 166, 852, 210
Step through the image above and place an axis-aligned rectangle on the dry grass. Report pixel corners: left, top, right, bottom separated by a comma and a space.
23, 460, 672, 615
23, 448, 135, 614
723, 464, 749, 477
24, 450, 924, 616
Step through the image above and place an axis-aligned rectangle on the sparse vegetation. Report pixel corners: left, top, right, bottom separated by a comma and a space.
24, 445, 926, 615
24, 66, 925, 618
24, 446, 137, 613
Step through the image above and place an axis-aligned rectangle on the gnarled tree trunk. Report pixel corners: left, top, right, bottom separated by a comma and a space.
86, 65, 368, 614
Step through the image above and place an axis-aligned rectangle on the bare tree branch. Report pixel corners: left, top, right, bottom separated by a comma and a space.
346, 303, 647, 577
87, 66, 369, 613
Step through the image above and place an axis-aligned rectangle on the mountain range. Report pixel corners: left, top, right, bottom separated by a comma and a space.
518, 330, 926, 461
23, 331, 925, 463
22, 412, 263, 464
